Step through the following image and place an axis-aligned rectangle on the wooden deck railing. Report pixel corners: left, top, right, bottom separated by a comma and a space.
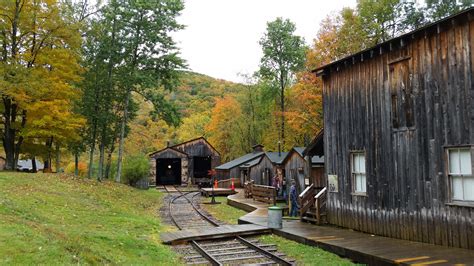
244, 180, 254, 198
251, 184, 276, 205
315, 187, 327, 225
298, 184, 316, 218
217, 178, 241, 188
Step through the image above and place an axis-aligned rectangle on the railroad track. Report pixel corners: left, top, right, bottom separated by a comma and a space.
168, 188, 293, 265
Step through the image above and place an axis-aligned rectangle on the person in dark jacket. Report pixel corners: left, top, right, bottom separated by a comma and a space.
289, 180, 299, 217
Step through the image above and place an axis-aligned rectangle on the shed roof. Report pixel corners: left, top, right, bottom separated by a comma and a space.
303, 129, 324, 157
171, 136, 220, 156
148, 146, 188, 158
311, 155, 324, 165
293, 147, 305, 158
240, 157, 262, 169
265, 152, 288, 165
313, 7, 474, 76
215, 152, 264, 170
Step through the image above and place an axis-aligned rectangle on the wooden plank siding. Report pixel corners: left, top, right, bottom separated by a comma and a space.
284, 152, 306, 194
321, 14, 474, 249
248, 155, 274, 186
149, 137, 220, 185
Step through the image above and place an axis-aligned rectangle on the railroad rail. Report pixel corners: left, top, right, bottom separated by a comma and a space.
167, 187, 293, 265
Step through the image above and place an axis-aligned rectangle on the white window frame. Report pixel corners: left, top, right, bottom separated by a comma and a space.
447, 147, 473, 203
351, 152, 367, 195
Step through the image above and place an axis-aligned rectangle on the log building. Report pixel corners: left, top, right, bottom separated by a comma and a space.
314, 9, 474, 249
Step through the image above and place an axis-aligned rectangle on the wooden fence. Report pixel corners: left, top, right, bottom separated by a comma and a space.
217, 178, 241, 189
251, 184, 276, 205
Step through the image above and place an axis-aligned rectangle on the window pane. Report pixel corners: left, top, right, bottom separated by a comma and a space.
459, 149, 472, 175
463, 176, 474, 201
355, 174, 360, 192
353, 155, 359, 173
452, 175, 463, 200
360, 154, 366, 173
449, 150, 460, 174
361, 174, 367, 192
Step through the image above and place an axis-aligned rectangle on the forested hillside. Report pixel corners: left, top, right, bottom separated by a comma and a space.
125, 71, 246, 156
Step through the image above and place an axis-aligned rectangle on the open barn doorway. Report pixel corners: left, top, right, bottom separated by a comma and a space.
193, 156, 211, 179
156, 158, 181, 185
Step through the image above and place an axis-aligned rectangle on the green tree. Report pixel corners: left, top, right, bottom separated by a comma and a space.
0, 0, 83, 170
108, 0, 185, 183
258, 18, 306, 150
425, 0, 474, 21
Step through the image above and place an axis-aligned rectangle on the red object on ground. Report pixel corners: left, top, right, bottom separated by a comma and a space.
231, 178, 235, 190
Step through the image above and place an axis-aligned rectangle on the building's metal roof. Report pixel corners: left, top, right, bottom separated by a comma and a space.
265, 152, 288, 165
293, 147, 305, 158
240, 157, 262, 169
311, 155, 324, 164
215, 152, 264, 170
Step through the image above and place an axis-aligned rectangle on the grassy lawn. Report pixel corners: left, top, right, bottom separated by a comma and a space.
201, 195, 357, 265
0, 172, 179, 265
199, 196, 246, 224
259, 234, 357, 265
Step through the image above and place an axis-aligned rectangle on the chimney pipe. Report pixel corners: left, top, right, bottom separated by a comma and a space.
278, 141, 281, 157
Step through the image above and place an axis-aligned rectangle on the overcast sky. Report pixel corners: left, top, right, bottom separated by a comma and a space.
173, 0, 357, 83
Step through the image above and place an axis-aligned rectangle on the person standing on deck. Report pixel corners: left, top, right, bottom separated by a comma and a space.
289, 180, 299, 217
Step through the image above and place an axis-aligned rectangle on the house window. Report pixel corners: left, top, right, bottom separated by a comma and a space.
351, 152, 366, 194
448, 148, 473, 202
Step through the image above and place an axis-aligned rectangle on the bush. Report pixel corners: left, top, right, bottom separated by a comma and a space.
65, 161, 87, 176
122, 155, 149, 186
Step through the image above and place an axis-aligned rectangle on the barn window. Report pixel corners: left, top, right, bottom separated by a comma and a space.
448, 148, 473, 202
351, 152, 366, 194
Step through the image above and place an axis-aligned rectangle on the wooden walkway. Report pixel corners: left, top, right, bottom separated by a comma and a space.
160, 224, 270, 245
200, 187, 236, 197
228, 191, 474, 265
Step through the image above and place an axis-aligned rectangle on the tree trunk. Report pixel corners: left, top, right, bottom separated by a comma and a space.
98, 140, 105, 181
32, 157, 37, 173
55, 143, 60, 173
74, 152, 79, 176
2, 98, 17, 170
115, 89, 131, 183
43, 137, 53, 173
105, 141, 116, 179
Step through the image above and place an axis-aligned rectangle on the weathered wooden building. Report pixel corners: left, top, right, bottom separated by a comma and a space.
148, 137, 220, 186
215, 145, 265, 184
282, 147, 306, 192
303, 131, 326, 188
314, 9, 474, 249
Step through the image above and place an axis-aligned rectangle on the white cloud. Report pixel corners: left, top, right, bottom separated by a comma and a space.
173, 0, 357, 83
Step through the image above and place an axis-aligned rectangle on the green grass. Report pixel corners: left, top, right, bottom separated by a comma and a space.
200, 195, 357, 265
259, 234, 357, 265
0, 172, 180, 265
200, 196, 246, 224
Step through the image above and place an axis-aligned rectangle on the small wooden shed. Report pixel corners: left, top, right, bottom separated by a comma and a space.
303, 130, 325, 188
215, 145, 265, 184
148, 137, 220, 186
314, 9, 474, 249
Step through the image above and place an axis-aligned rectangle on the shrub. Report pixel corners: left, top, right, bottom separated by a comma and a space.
122, 155, 149, 186
65, 161, 87, 176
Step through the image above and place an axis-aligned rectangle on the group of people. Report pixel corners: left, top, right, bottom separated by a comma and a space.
271, 170, 299, 217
